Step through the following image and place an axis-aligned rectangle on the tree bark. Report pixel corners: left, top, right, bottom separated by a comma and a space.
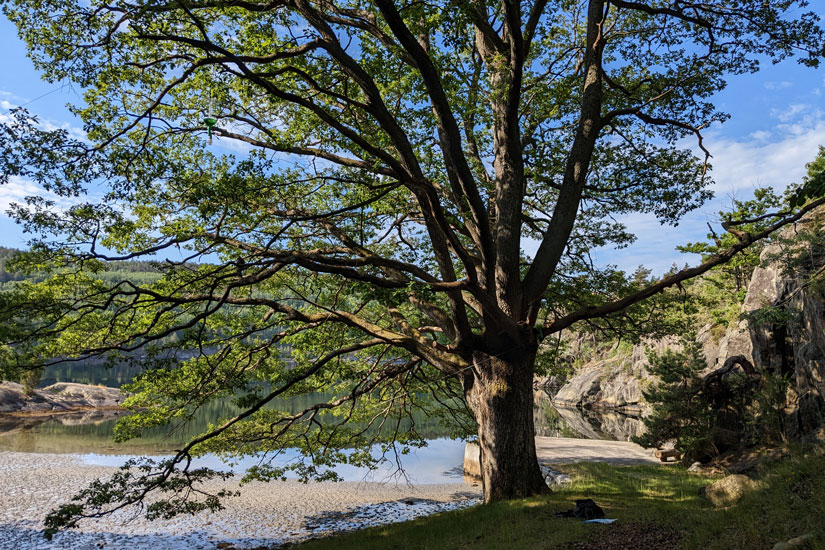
464, 343, 549, 502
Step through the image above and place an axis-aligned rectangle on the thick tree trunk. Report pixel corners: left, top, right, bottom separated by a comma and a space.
464, 346, 549, 502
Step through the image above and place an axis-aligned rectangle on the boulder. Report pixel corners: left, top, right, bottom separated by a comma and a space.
698, 474, 760, 507
772, 534, 814, 550
539, 464, 572, 486
44, 382, 122, 408
0, 383, 28, 412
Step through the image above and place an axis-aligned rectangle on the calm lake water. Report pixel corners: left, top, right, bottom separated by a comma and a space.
0, 362, 644, 480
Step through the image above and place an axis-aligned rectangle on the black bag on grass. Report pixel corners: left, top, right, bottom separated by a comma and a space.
573, 499, 605, 520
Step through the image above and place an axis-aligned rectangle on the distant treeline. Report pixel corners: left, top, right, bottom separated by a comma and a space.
0, 247, 164, 287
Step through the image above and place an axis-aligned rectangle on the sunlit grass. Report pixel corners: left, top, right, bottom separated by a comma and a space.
296, 451, 825, 550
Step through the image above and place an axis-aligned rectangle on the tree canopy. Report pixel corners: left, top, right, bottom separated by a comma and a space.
1, 0, 824, 532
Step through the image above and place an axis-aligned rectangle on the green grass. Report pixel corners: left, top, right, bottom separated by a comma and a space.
293, 451, 825, 550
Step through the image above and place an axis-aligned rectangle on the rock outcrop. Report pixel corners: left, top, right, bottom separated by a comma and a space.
0, 382, 122, 414
548, 338, 674, 414
720, 210, 825, 438
545, 207, 825, 439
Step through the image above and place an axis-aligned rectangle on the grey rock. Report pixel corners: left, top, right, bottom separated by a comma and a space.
0, 382, 122, 414
539, 465, 572, 486
772, 534, 814, 550
552, 353, 656, 414
722, 209, 825, 438
698, 474, 760, 507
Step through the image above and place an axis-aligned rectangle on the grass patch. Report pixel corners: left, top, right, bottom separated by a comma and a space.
294, 451, 825, 550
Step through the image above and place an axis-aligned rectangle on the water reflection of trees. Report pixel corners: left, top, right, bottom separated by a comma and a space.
0, 390, 454, 454
7, 364, 648, 455
533, 391, 645, 441
40, 362, 143, 388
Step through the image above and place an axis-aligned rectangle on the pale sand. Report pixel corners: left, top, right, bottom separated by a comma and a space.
535, 436, 659, 466
0, 451, 480, 549
0, 437, 657, 549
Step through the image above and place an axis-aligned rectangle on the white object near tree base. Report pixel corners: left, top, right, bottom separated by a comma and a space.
463, 441, 481, 479
583, 519, 617, 524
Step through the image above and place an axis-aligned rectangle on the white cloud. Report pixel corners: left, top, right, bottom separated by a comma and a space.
597, 112, 825, 275
1, 177, 47, 214
0, 90, 24, 103
0, 176, 82, 216
0, 89, 87, 142
771, 103, 809, 123
703, 119, 825, 195
748, 130, 771, 141
763, 81, 793, 90
39, 118, 87, 142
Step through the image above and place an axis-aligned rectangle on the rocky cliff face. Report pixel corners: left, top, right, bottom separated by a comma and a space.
548, 337, 676, 414
551, 355, 652, 414
546, 208, 825, 439
719, 211, 825, 438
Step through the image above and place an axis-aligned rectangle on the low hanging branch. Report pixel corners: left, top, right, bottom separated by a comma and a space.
43, 337, 389, 537
545, 196, 825, 335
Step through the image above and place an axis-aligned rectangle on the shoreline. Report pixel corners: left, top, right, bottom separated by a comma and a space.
0, 434, 658, 549
0, 381, 123, 415
0, 451, 480, 549
0, 405, 124, 418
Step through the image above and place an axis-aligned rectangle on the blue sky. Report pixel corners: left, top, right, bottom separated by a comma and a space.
2, 12, 825, 275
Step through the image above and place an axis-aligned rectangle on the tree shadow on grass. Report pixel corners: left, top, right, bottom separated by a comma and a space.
552, 458, 825, 550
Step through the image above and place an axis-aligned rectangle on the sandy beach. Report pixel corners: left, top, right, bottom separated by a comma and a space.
0, 451, 481, 549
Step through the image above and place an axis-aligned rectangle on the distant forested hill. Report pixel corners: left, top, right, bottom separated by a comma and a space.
0, 247, 164, 287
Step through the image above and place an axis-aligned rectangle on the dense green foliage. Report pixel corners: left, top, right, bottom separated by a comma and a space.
1, 0, 824, 526
790, 146, 825, 209
0, 247, 163, 288
633, 339, 716, 461
633, 338, 788, 463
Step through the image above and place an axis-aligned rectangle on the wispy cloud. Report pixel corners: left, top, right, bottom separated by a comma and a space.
706, 115, 825, 195
0, 90, 25, 103
770, 103, 809, 123
763, 81, 793, 90
598, 110, 825, 275
39, 118, 87, 142
0, 89, 87, 142
0, 176, 88, 217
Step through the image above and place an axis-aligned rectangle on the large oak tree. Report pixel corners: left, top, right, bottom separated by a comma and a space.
1, 0, 824, 530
